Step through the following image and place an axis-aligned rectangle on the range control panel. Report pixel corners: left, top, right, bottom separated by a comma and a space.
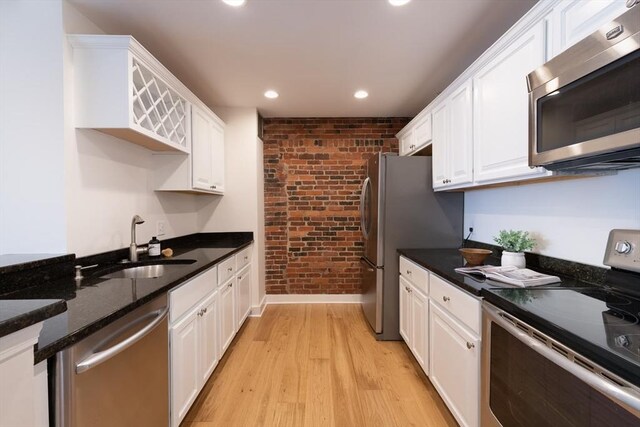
604, 229, 640, 273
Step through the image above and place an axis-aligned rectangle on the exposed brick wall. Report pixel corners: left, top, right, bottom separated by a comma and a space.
263, 118, 410, 294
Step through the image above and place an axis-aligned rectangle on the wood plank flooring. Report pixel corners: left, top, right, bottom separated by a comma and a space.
181, 304, 457, 427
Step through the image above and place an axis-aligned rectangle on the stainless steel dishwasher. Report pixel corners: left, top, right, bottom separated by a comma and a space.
55, 294, 169, 427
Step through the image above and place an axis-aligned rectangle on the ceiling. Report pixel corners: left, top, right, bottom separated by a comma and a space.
69, 0, 538, 118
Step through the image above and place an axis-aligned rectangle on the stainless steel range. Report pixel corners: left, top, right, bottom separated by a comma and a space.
481, 229, 640, 426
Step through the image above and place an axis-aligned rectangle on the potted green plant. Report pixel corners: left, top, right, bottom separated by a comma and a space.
493, 230, 536, 268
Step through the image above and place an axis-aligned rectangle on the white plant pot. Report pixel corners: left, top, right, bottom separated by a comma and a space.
501, 251, 526, 268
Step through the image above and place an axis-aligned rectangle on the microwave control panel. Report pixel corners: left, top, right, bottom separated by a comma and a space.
604, 229, 640, 273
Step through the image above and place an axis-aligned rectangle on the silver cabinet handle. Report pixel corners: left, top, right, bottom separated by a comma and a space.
228, 283, 233, 288
203, 307, 207, 314
442, 296, 450, 302
466, 342, 475, 349
406, 269, 412, 275
227, 267, 233, 272
210, 185, 217, 189
197, 309, 203, 317
405, 286, 410, 292
484, 304, 640, 417
76, 306, 168, 374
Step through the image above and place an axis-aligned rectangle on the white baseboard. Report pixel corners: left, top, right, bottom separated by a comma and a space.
265, 294, 363, 304
249, 295, 267, 317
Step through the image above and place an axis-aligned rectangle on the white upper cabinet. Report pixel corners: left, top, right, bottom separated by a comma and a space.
431, 101, 449, 189
447, 80, 474, 187
432, 79, 473, 190
69, 35, 190, 153
154, 104, 225, 195
191, 106, 225, 193
473, 21, 549, 184
551, 0, 629, 58
399, 128, 415, 156
399, 113, 432, 156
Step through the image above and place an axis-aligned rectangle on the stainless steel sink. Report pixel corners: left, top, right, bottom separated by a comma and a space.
101, 264, 168, 279
100, 258, 197, 279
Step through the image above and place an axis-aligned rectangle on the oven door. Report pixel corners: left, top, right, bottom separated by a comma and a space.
481, 302, 640, 427
528, 6, 640, 169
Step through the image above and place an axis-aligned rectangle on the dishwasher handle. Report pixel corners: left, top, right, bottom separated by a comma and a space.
76, 306, 169, 374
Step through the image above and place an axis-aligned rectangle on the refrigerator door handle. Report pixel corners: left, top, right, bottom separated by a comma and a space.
360, 257, 375, 272
360, 177, 371, 240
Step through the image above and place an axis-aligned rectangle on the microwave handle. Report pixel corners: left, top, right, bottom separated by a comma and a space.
484, 304, 640, 418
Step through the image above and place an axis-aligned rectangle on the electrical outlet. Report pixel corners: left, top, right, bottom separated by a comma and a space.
157, 221, 166, 237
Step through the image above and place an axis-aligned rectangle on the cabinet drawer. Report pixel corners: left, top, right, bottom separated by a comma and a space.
236, 246, 252, 271
430, 273, 481, 335
218, 256, 236, 287
399, 256, 429, 295
170, 267, 217, 323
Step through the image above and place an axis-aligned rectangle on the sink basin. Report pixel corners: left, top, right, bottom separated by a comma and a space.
100, 259, 197, 279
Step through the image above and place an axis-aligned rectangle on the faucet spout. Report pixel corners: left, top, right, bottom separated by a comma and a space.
129, 215, 145, 262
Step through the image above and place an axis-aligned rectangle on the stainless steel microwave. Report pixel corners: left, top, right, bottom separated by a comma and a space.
527, 4, 640, 172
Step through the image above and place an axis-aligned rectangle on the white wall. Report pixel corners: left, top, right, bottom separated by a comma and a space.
63, 1, 200, 256
197, 107, 266, 307
464, 170, 640, 267
0, 0, 67, 254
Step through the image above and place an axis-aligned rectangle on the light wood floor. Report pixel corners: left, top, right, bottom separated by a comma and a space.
182, 304, 458, 427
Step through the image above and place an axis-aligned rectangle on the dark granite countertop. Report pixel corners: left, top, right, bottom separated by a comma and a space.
0, 254, 73, 273
0, 232, 252, 363
397, 248, 593, 297
0, 299, 67, 338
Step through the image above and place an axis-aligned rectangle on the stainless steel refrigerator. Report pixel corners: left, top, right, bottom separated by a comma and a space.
359, 153, 463, 340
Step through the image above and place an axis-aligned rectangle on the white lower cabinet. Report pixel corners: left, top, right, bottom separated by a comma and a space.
399, 257, 482, 427
169, 268, 219, 427
398, 259, 430, 375
399, 276, 412, 342
236, 264, 252, 329
430, 301, 480, 427
410, 286, 428, 371
199, 291, 219, 384
170, 306, 200, 427
219, 276, 237, 355
0, 323, 48, 427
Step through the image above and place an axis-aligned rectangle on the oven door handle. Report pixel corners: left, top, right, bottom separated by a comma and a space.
484, 304, 640, 418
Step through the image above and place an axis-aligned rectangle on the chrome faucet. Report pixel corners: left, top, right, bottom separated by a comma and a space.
129, 215, 148, 262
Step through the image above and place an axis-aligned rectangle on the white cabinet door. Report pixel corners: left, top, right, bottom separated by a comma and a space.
399, 129, 415, 156
192, 106, 213, 191
410, 286, 428, 375
551, 0, 629, 57
170, 307, 200, 427
210, 120, 225, 192
219, 277, 236, 355
473, 21, 548, 184
199, 291, 218, 386
430, 301, 480, 427
236, 264, 252, 328
399, 275, 412, 343
431, 101, 449, 189
414, 113, 432, 150
448, 80, 473, 186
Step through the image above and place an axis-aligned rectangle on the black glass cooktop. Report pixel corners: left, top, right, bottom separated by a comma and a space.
484, 286, 640, 387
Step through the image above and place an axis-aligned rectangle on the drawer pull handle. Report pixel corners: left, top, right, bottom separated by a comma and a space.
405, 286, 410, 292
238, 276, 242, 280
442, 296, 450, 302
466, 342, 475, 350
228, 267, 233, 272
228, 283, 233, 288
406, 270, 411, 275
202, 307, 207, 314
244, 256, 248, 260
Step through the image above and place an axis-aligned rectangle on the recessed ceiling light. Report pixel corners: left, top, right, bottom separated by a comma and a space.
222, 0, 246, 7
354, 90, 369, 99
264, 90, 279, 99
388, 0, 411, 6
